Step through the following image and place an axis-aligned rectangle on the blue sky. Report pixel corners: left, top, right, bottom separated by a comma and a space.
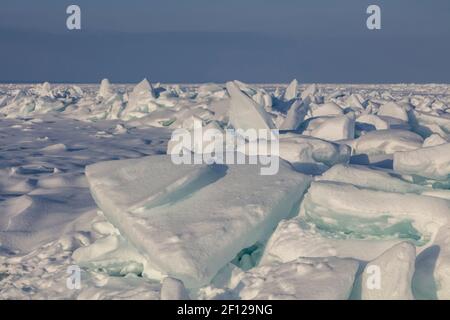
0, 0, 449, 83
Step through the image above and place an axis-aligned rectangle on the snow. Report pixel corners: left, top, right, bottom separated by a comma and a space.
85, 155, 311, 287
226, 81, 275, 131
260, 217, 405, 264
301, 181, 450, 243
311, 102, 343, 118
2, 81, 450, 300
393, 143, 450, 181
309, 115, 355, 142
353, 129, 423, 155
283, 79, 298, 101
279, 98, 309, 130
377, 101, 409, 122
360, 242, 416, 300
160, 277, 190, 300
98, 79, 114, 99
230, 256, 359, 300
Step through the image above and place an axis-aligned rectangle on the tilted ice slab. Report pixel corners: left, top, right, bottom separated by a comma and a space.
231, 256, 359, 300
300, 181, 450, 243
360, 242, 416, 300
279, 98, 309, 130
283, 79, 298, 101
120, 79, 157, 120
98, 78, 114, 99
414, 224, 450, 300
260, 217, 406, 265
85, 155, 311, 287
412, 110, 450, 134
393, 143, 450, 181
226, 81, 275, 131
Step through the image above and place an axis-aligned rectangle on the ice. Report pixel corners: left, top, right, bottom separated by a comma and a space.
310, 102, 343, 118
160, 277, 190, 300
85, 155, 311, 287
414, 224, 450, 300
377, 101, 409, 122
283, 79, 298, 101
360, 242, 416, 300
98, 78, 114, 99
422, 133, 448, 147
300, 181, 450, 243
309, 115, 355, 142
301, 84, 318, 100
121, 79, 156, 120
317, 164, 425, 194
353, 129, 423, 155
393, 143, 450, 181
73, 233, 148, 277
277, 134, 350, 174
279, 98, 309, 130
412, 109, 450, 135
226, 81, 275, 131
2, 82, 450, 299
230, 256, 359, 300
356, 114, 389, 131
260, 217, 406, 264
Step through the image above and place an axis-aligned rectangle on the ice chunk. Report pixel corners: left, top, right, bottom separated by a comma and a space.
310, 116, 355, 142
231, 256, 359, 300
300, 181, 450, 243
412, 110, 450, 134
422, 134, 448, 148
125, 78, 155, 111
260, 217, 406, 264
360, 242, 416, 300
300, 84, 317, 100
160, 277, 190, 300
278, 134, 350, 173
85, 155, 311, 287
226, 81, 275, 130
430, 225, 450, 299
73, 234, 148, 277
378, 102, 409, 122
393, 143, 450, 181
98, 79, 114, 99
353, 129, 423, 155
317, 164, 425, 194
35, 82, 53, 97
346, 94, 365, 111
283, 79, 298, 101
356, 114, 389, 131
311, 102, 343, 118
279, 98, 309, 130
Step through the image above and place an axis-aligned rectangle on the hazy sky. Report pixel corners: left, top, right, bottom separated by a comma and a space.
1, 0, 449, 83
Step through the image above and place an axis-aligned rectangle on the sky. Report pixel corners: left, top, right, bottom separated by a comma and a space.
0, 0, 449, 83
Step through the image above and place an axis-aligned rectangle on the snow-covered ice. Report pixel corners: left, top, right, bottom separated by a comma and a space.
1, 80, 450, 300
85, 155, 311, 287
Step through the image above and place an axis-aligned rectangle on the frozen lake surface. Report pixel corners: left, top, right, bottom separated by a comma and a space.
1, 81, 449, 299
